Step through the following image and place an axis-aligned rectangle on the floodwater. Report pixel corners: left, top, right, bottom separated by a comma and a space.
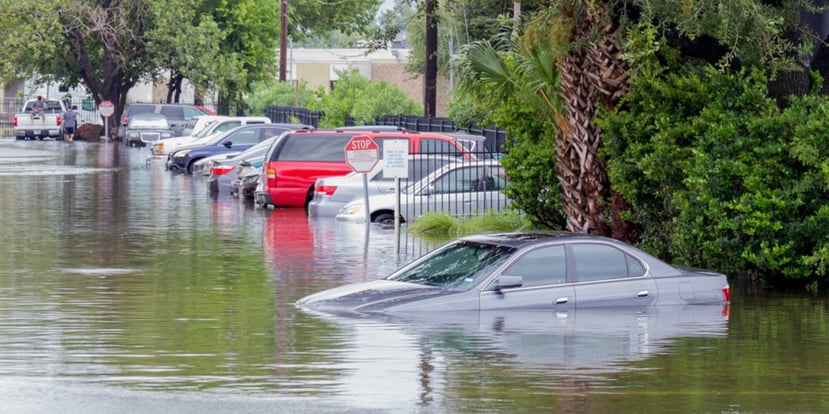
0, 139, 827, 413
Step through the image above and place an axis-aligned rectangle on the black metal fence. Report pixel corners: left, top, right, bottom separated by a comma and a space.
266, 105, 509, 153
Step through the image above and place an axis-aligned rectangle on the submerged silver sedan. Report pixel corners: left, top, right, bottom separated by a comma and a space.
296, 231, 731, 315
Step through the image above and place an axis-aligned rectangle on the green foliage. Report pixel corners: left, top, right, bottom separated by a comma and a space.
246, 80, 317, 115
629, 0, 816, 72
598, 67, 829, 288
310, 69, 421, 128
407, 209, 533, 240
453, 35, 566, 229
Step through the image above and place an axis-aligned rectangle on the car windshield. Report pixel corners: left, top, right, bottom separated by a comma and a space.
193, 121, 221, 138
386, 240, 515, 289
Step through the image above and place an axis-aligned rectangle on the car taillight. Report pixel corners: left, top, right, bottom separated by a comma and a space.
722, 285, 731, 303
265, 167, 277, 187
316, 185, 337, 196
57, 115, 61, 126
122, 118, 129, 125
13, 115, 17, 127
210, 165, 235, 176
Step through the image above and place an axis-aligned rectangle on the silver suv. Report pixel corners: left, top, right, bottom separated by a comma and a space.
117, 103, 211, 139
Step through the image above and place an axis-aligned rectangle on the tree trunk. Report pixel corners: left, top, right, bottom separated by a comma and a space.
556, 1, 632, 240
424, 0, 438, 117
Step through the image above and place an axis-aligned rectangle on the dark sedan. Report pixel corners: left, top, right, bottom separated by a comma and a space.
168, 123, 307, 174
296, 231, 731, 315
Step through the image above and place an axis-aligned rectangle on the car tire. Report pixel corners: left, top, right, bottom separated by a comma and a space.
373, 212, 398, 226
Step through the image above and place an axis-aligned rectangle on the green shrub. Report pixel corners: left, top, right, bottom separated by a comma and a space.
599, 67, 829, 290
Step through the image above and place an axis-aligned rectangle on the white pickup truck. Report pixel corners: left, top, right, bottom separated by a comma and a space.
13, 98, 65, 140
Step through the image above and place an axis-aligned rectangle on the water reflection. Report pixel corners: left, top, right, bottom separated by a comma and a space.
0, 140, 828, 413
296, 305, 730, 411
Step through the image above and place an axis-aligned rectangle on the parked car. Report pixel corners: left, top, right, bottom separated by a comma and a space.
117, 103, 210, 139
123, 113, 175, 147
308, 154, 458, 218
149, 116, 273, 160
296, 231, 732, 315
255, 130, 475, 209
335, 159, 510, 224
180, 115, 227, 137
190, 151, 243, 176
206, 135, 281, 196
167, 123, 306, 174
230, 163, 262, 199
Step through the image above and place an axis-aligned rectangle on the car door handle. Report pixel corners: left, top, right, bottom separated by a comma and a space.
637, 290, 650, 297
555, 297, 569, 304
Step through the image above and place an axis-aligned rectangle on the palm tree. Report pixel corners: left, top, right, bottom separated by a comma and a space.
555, 0, 631, 239
457, 1, 634, 241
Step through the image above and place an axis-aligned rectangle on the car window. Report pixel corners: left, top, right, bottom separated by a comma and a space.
277, 135, 352, 161
387, 240, 515, 289
216, 121, 241, 133
482, 166, 508, 191
421, 138, 464, 157
226, 128, 259, 145
160, 106, 184, 119
183, 107, 205, 118
503, 245, 566, 287
572, 243, 645, 282
430, 167, 485, 194
262, 127, 289, 139
128, 105, 154, 116
194, 121, 220, 138
373, 158, 453, 184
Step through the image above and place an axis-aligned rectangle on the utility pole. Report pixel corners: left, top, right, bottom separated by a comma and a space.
279, 0, 288, 82
424, 0, 437, 117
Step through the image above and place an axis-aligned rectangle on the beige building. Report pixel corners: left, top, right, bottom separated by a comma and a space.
286, 48, 451, 117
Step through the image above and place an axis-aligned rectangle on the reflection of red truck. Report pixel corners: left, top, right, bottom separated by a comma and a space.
13, 99, 65, 140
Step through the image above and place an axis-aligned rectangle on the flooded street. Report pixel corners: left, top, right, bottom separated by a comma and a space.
0, 139, 828, 413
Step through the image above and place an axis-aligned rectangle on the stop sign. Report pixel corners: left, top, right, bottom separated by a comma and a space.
99, 101, 115, 117
345, 135, 379, 173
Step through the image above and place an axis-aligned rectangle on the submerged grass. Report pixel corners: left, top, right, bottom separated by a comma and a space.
408, 209, 534, 240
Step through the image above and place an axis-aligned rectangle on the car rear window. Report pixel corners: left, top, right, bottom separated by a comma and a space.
274, 134, 354, 162
127, 105, 155, 116
160, 106, 184, 118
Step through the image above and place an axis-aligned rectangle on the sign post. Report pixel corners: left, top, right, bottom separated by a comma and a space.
99, 101, 115, 142
344, 135, 379, 224
382, 139, 409, 251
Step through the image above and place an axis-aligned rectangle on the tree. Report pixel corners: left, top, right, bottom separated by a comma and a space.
309, 69, 421, 127
0, 0, 226, 134
0, 0, 383, 130
456, 2, 631, 239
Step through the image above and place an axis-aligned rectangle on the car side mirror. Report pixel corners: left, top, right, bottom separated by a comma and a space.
494, 275, 523, 290
223, 141, 233, 148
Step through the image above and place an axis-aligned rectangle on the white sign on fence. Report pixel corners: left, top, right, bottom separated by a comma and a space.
383, 139, 409, 178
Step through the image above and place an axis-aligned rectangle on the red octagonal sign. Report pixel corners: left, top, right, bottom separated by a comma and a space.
345, 135, 379, 173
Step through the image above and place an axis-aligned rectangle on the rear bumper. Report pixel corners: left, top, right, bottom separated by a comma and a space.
14, 128, 60, 137
308, 198, 346, 218
254, 190, 273, 207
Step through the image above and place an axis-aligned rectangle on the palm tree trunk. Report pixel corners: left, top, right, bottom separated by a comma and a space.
556, 2, 630, 238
